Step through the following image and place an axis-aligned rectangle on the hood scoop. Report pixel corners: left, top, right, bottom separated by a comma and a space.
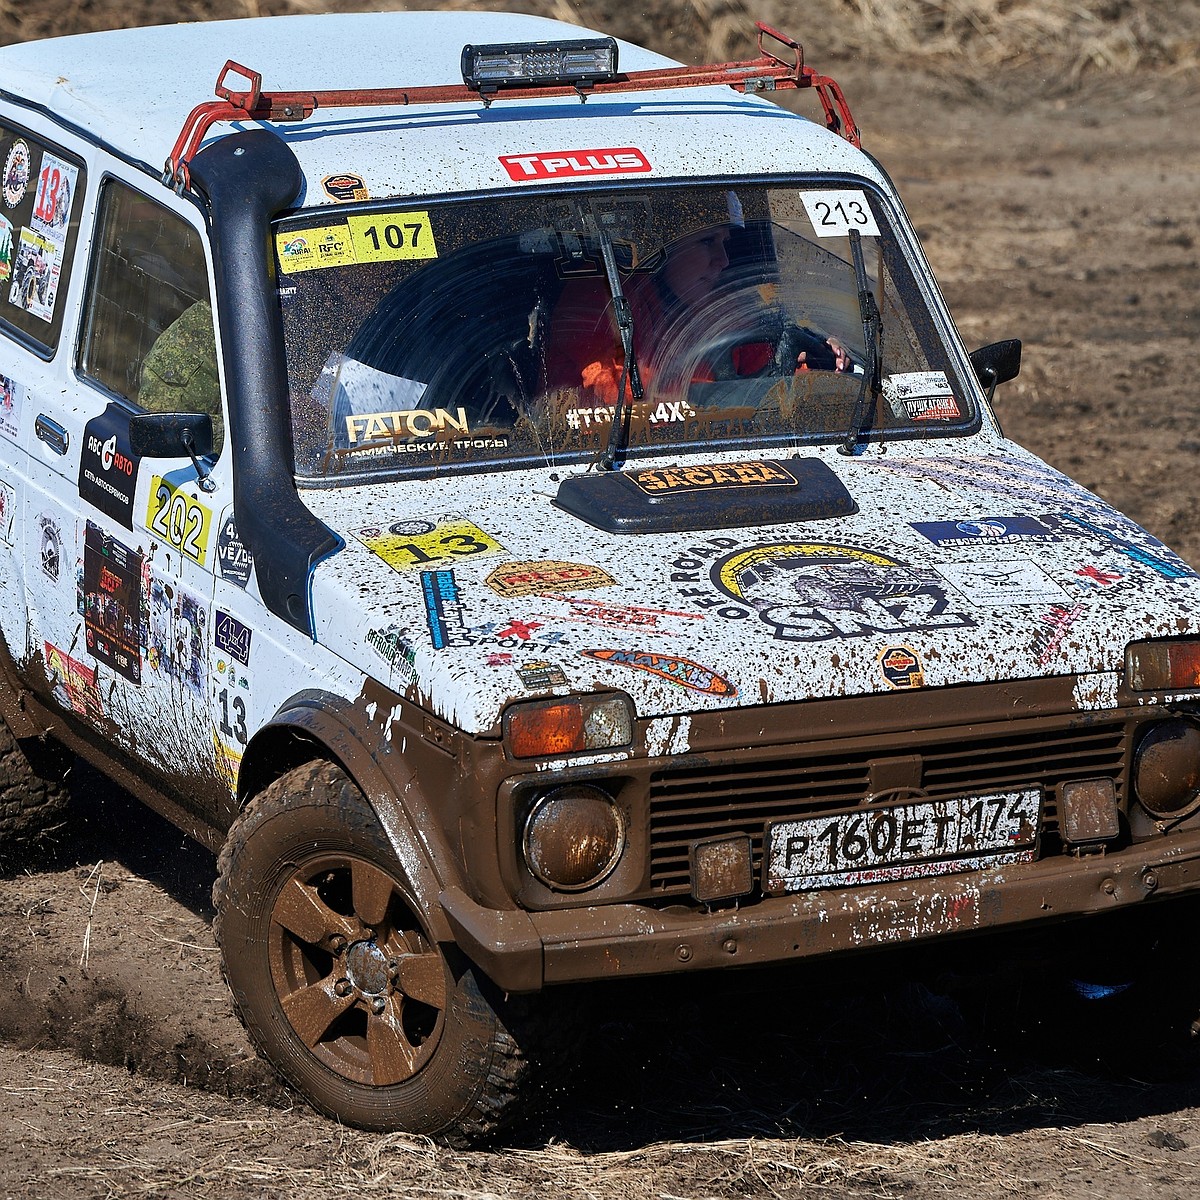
553, 458, 857, 534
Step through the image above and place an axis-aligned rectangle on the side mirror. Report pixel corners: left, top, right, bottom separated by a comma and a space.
128, 411, 216, 492
128, 410, 214, 458
969, 339, 1022, 403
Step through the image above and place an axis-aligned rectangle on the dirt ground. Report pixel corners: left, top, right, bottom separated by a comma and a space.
1, 2, 1199, 1198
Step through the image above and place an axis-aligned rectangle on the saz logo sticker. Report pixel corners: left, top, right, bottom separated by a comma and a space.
581, 648, 736, 697
499, 148, 651, 181
711, 542, 974, 643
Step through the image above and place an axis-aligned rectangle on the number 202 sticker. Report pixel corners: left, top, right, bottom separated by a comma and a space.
147, 476, 213, 567
800, 190, 880, 238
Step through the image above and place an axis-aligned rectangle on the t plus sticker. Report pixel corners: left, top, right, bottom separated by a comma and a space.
498, 148, 651, 181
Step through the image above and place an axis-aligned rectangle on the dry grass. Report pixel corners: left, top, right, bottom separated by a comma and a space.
830, 0, 1200, 79
1, 0, 1197, 84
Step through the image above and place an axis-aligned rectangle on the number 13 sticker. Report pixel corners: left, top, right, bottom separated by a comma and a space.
800, 190, 880, 238
347, 212, 439, 262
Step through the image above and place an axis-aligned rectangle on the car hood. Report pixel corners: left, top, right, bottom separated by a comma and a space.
304, 438, 1200, 735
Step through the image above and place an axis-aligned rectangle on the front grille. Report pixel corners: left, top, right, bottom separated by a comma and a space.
647, 722, 1127, 895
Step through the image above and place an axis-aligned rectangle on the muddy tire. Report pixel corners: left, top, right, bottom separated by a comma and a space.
0, 718, 71, 868
213, 759, 545, 1143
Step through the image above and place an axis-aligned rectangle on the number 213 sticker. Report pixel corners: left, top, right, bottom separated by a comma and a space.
800, 190, 880, 238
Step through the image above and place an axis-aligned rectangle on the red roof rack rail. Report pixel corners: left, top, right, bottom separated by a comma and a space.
163, 21, 860, 190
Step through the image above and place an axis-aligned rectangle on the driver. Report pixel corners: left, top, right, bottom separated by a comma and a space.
543, 190, 850, 406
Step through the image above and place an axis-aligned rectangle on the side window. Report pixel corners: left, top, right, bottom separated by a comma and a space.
78, 179, 222, 452
0, 123, 85, 352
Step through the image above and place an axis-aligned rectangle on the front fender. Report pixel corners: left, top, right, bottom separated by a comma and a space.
239, 687, 462, 945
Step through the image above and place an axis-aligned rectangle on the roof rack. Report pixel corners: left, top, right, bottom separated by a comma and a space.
163, 21, 860, 190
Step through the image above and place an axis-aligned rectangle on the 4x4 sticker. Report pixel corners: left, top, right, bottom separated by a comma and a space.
214, 610, 252, 666
499, 148, 651, 180
79, 405, 140, 528
146, 475, 212, 566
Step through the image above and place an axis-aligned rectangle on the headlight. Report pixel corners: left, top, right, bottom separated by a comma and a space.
505, 693, 631, 759
522, 784, 625, 891
1126, 639, 1200, 691
1133, 719, 1200, 818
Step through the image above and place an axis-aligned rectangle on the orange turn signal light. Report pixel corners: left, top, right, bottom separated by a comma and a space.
1127, 640, 1200, 691
505, 694, 632, 759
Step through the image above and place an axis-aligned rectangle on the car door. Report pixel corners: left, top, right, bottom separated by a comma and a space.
0, 116, 89, 709
28, 168, 229, 818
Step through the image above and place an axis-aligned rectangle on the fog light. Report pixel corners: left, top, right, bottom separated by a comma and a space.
1060, 778, 1119, 845
1133, 719, 1200, 818
522, 785, 625, 891
691, 835, 753, 904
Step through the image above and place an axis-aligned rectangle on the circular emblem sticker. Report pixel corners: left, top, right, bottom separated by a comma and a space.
387, 519, 436, 537
3, 141, 30, 208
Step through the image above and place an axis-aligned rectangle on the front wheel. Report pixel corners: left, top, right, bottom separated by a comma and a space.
213, 759, 542, 1142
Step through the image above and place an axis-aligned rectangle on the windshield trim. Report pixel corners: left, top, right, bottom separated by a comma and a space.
275, 171, 986, 488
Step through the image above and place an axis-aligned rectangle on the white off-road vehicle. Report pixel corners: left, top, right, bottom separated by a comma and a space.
2, 10, 1200, 1142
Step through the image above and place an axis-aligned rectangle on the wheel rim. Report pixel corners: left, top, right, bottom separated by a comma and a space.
266, 853, 447, 1087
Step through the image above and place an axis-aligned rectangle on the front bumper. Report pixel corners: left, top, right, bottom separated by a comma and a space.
441, 827, 1200, 992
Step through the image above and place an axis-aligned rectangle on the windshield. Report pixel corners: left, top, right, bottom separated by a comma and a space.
276, 181, 977, 482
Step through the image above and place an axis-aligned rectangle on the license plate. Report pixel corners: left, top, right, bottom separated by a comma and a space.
763, 789, 1041, 894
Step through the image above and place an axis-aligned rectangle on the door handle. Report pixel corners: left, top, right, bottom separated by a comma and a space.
35, 414, 68, 455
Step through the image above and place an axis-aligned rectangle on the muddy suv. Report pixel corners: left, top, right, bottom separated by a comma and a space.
3, 9, 1200, 1143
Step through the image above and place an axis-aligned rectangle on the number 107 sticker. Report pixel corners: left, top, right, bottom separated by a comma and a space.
800, 190, 880, 238
347, 212, 438, 262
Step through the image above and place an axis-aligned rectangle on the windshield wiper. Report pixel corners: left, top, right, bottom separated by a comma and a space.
837, 228, 882, 456
595, 227, 644, 471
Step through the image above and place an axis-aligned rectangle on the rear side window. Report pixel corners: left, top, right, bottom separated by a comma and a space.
78, 179, 222, 449
0, 123, 85, 353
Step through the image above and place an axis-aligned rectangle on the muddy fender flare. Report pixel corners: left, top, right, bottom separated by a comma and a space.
236, 690, 459, 946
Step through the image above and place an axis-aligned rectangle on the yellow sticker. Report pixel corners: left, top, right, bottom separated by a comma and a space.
354, 517, 502, 571
146, 476, 213, 567
347, 212, 438, 263
276, 225, 356, 274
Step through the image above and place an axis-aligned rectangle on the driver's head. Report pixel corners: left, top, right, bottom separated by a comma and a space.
658, 189, 745, 307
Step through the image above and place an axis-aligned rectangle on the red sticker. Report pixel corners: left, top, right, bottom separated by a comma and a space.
499, 147, 651, 181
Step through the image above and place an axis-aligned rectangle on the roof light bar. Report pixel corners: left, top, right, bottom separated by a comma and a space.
462, 38, 619, 95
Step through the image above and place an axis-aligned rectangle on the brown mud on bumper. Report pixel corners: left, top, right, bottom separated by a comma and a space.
441, 827, 1200, 992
